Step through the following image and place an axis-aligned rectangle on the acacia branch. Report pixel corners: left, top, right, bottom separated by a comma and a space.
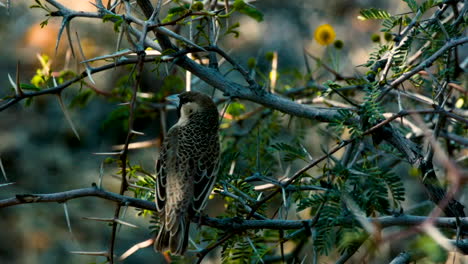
0, 57, 157, 112
2, 186, 467, 232
388, 251, 426, 264
0, 186, 155, 210
107, 34, 146, 264
379, 36, 468, 100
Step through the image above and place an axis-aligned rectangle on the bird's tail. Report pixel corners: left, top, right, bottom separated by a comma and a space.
154, 216, 190, 256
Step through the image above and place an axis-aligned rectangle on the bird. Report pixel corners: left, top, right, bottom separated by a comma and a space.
154, 91, 220, 256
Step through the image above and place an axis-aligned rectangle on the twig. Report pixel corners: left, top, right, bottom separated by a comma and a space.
108, 13, 148, 260
305, 51, 354, 81
0, 56, 155, 112
119, 238, 154, 260
379, 36, 468, 100
388, 251, 426, 264
196, 232, 236, 264
2, 186, 468, 232
379, 10, 422, 83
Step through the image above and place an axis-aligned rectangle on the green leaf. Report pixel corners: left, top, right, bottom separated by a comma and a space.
70, 90, 94, 108
168, 5, 190, 15
102, 14, 124, 32
57, 70, 76, 83
233, 0, 263, 22
312, 197, 342, 254
102, 14, 121, 22
24, 97, 34, 107
269, 142, 308, 162
224, 22, 240, 38
20, 83, 41, 91
221, 236, 253, 263
358, 8, 391, 20
322, 80, 342, 96
226, 102, 246, 116
162, 5, 190, 23
338, 229, 368, 253
31, 72, 48, 88
411, 235, 447, 262
40, 19, 49, 28
247, 57, 256, 69
103, 106, 129, 130
383, 172, 405, 206
403, 0, 418, 12
191, 1, 204, 11
161, 75, 184, 93
381, 17, 400, 32
30, 0, 50, 11
419, 0, 443, 13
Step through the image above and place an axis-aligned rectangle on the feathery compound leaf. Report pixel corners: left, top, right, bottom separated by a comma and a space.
365, 44, 390, 68
269, 142, 308, 162
222, 236, 252, 263
348, 167, 390, 215
381, 17, 400, 32
162, 4, 190, 23
102, 14, 124, 32
297, 192, 327, 212
20, 83, 40, 91
313, 198, 343, 254
403, 0, 418, 12
419, 0, 443, 13
391, 36, 413, 74
358, 8, 391, 20
224, 22, 241, 38
361, 86, 384, 127
347, 165, 405, 214
382, 171, 405, 206
70, 89, 94, 108
337, 228, 368, 254
233, 0, 264, 22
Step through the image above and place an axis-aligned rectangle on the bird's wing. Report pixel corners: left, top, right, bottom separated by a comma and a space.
155, 127, 179, 212
191, 136, 220, 212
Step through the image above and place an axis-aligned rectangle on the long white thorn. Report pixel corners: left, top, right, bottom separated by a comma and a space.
63, 202, 73, 235
57, 94, 80, 140
7, 73, 19, 96
0, 158, 8, 181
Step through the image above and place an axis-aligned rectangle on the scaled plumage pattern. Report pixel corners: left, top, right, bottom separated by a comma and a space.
154, 91, 220, 256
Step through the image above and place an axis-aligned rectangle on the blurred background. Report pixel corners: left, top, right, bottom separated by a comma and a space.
1, 0, 465, 263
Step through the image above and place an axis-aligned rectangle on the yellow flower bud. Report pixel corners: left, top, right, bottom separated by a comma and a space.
314, 24, 336, 46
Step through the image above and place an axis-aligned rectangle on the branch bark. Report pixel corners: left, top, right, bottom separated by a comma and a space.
2, 186, 467, 233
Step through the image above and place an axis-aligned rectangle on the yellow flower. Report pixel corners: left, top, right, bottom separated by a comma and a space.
314, 24, 336, 46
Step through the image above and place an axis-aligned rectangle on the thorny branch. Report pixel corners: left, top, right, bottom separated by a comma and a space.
1, 186, 467, 235
379, 36, 468, 100
107, 30, 147, 264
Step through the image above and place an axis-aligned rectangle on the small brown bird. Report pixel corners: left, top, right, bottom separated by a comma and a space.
154, 91, 220, 255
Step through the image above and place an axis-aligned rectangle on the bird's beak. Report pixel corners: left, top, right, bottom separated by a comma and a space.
166, 94, 180, 108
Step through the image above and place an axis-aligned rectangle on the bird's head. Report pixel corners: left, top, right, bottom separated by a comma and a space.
166, 91, 218, 126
